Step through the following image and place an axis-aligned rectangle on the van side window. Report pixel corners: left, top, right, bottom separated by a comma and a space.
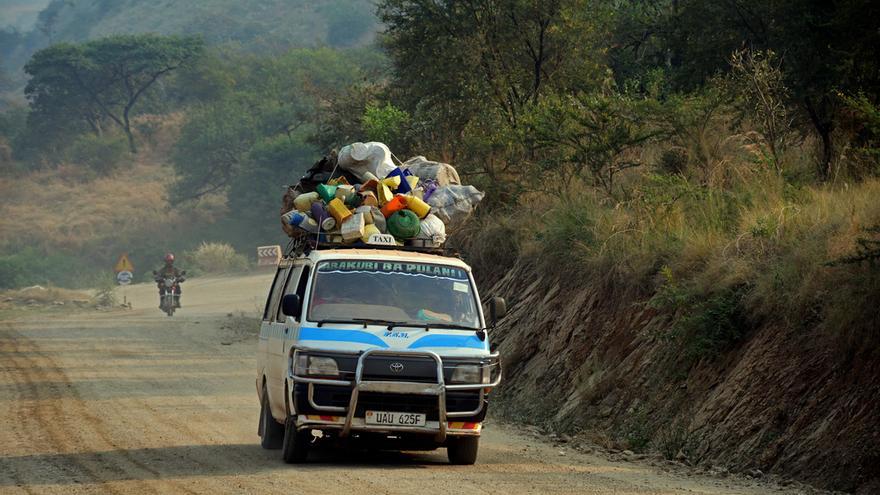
265, 267, 291, 322
295, 266, 310, 301
262, 268, 284, 320
274, 266, 301, 323
289, 265, 311, 322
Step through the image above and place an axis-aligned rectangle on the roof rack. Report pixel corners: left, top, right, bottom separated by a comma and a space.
283, 235, 459, 259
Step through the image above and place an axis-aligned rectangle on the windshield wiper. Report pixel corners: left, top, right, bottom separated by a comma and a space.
351, 318, 404, 328
317, 319, 481, 333
387, 321, 480, 332
316, 319, 350, 327
315, 318, 408, 328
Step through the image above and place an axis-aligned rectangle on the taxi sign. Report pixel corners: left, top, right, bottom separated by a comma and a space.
116, 270, 133, 285
114, 253, 135, 273
366, 233, 396, 246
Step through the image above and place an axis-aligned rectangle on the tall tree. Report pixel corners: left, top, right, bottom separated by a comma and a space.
170, 47, 379, 204
24, 34, 204, 152
611, 0, 880, 179
378, 0, 610, 177
378, 0, 608, 127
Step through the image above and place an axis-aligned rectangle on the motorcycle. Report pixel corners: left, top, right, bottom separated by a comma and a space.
153, 270, 186, 317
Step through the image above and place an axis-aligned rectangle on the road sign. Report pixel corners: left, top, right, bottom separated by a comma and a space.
116, 271, 133, 285
114, 253, 135, 273
257, 245, 281, 267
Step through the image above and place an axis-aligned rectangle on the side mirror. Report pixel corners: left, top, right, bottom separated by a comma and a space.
281, 294, 302, 319
152, 270, 157, 275
489, 297, 507, 327
180, 270, 187, 276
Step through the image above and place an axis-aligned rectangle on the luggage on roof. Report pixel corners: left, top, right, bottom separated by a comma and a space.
280, 142, 483, 249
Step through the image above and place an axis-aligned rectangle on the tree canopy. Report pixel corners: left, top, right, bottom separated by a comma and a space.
24, 34, 204, 152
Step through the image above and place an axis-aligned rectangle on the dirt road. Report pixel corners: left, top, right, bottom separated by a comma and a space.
0, 274, 811, 494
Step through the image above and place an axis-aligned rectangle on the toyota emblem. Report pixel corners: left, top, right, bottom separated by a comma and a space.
389, 362, 404, 373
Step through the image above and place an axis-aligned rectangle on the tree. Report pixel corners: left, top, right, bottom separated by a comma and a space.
24, 34, 204, 152
728, 49, 795, 175
377, 0, 611, 185
171, 96, 263, 203
171, 47, 379, 204
611, 0, 880, 180
525, 92, 663, 196
362, 102, 411, 152
378, 0, 608, 130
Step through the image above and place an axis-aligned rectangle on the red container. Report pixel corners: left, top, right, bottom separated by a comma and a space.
380, 195, 408, 218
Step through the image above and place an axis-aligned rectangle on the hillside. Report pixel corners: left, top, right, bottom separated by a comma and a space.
485, 234, 879, 492
0, 0, 379, 100
0, 115, 237, 288
36, 0, 377, 48
0, 1, 49, 30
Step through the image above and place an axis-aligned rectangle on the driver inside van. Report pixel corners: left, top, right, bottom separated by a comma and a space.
414, 281, 468, 324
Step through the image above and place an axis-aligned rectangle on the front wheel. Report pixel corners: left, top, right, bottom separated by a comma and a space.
447, 436, 479, 465
259, 388, 283, 449
281, 417, 310, 463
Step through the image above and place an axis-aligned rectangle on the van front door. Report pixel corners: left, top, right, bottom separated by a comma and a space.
281, 263, 312, 386
266, 265, 293, 412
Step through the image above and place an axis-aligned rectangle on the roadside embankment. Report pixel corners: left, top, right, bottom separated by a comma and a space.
486, 258, 878, 493
463, 177, 880, 493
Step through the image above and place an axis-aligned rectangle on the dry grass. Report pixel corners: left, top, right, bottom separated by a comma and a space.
0, 285, 93, 310
0, 161, 224, 252
0, 114, 226, 262
220, 310, 261, 343
466, 162, 880, 350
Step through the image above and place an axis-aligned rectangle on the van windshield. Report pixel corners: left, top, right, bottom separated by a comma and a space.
308, 260, 481, 329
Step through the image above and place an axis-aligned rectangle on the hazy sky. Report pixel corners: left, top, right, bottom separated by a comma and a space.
0, 0, 51, 31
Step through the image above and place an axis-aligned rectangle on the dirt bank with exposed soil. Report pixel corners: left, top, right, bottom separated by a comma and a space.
486, 260, 879, 493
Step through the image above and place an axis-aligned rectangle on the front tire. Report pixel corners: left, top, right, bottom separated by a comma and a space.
447, 436, 479, 465
259, 388, 283, 449
281, 417, 310, 463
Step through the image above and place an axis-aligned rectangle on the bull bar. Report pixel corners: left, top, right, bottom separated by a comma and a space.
288, 348, 501, 442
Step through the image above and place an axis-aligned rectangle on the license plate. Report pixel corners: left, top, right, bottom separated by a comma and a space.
365, 410, 427, 427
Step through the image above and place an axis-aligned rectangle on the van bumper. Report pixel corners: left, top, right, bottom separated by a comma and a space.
288, 348, 500, 442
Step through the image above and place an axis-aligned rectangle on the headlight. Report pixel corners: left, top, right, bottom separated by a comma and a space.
294, 354, 339, 377
450, 364, 482, 384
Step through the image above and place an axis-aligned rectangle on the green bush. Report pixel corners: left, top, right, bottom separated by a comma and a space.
0, 249, 91, 289
650, 268, 750, 364
184, 242, 250, 275
536, 193, 599, 260
89, 271, 119, 307
66, 134, 129, 175
654, 423, 699, 460
655, 148, 689, 175
362, 102, 411, 151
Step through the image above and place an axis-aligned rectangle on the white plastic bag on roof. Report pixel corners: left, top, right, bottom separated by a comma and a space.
415, 214, 447, 246
337, 142, 396, 181
401, 156, 461, 186
426, 185, 484, 228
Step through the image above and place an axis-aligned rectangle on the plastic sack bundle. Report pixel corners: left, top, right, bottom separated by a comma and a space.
426, 185, 484, 228
400, 156, 461, 186
415, 214, 447, 247
337, 142, 396, 182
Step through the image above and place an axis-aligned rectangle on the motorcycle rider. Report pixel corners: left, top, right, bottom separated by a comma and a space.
154, 253, 185, 309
